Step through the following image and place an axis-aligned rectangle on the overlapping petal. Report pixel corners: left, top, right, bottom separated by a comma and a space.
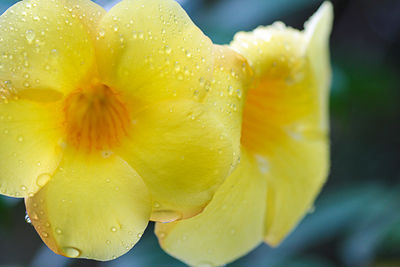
0, 0, 104, 99
95, 0, 215, 105
230, 2, 333, 245
117, 100, 235, 221
98, 0, 252, 221
25, 150, 151, 261
0, 98, 62, 197
155, 150, 266, 267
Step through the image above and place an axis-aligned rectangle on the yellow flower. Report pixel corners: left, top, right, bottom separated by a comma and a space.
0, 0, 252, 260
155, 2, 333, 266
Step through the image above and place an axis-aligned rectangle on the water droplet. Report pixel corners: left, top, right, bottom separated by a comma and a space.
25, 29, 36, 44
25, 212, 31, 224
164, 45, 172, 54
42, 232, 49, 238
106, 240, 111, 245
153, 202, 160, 208
111, 226, 117, 232
197, 262, 214, 267
17, 136, 24, 142
20, 185, 27, 191
55, 227, 62, 235
101, 150, 113, 158
37, 173, 51, 187
137, 232, 143, 238
63, 247, 81, 258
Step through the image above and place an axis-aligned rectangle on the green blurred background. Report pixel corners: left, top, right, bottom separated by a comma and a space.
1, 0, 399, 266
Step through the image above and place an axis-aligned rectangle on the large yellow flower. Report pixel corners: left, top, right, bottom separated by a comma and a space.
0, 0, 252, 260
156, 2, 333, 266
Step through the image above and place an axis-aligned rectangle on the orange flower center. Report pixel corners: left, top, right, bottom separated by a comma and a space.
63, 84, 131, 152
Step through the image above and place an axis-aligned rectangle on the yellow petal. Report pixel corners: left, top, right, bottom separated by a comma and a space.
155, 150, 267, 267
0, 98, 62, 197
304, 1, 333, 131
25, 150, 151, 261
117, 100, 235, 222
263, 136, 329, 245
203, 45, 253, 172
95, 0, 214, 105
0, 0, 104, 99
230, 2, 333, 245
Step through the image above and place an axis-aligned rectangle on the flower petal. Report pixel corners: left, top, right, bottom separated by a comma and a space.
25, 150, 151, 261
230, 2, 333, 245
263, 136, 329, 245
0, 98, 62, 197
155, 150, 267, 267
95, 0, 214, 105
0, 0, 104, 99
203, 45, 253, 173
117, 100, 235, 222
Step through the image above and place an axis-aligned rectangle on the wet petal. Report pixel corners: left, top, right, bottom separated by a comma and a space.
155, 150, 266, 266
117, 100, 235, 221
95, 0, 214, 105
230, 2, 333, 245
203, 45, 253, 173
0, 98, 62, 197
0, 0, 105, 99
25, 150, 151, 261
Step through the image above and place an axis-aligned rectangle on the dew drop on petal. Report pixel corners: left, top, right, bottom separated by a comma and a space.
63, 247, 81, 258
197, 262, 214, 267
25, 29, 36, 44
36, 173, 51, 187
25, 212, 31, 224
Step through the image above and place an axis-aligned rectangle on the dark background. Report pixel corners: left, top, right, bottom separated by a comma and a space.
1, 0, 399, 266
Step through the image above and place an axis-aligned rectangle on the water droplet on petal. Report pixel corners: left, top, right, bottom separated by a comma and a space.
197, 262, 214, 267
25, 29, 36, 44
25, 212, 31, 224
111, 226, 117, 232
37, 173, 51, 187
63, 247, 81, 258
55, 228, 62, 235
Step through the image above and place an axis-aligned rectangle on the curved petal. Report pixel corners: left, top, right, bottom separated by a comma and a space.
230, 2, 333, 245
155, 150, 266, 267
0, 98, 63, 197
0, 0, 104, 99
117, 100, 235, 222
95, 0, 214, 105
25, 150, 151, 261
263, 136, 329, 245
203, 45, 253, 173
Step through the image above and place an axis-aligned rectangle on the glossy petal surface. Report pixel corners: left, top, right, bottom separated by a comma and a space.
25, 151, 151, 261
95, 0, 214, 105
0, 98, 62, 197
155, 150, 266, 267
0, 0, 104, 99
117, 100, 235, 221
